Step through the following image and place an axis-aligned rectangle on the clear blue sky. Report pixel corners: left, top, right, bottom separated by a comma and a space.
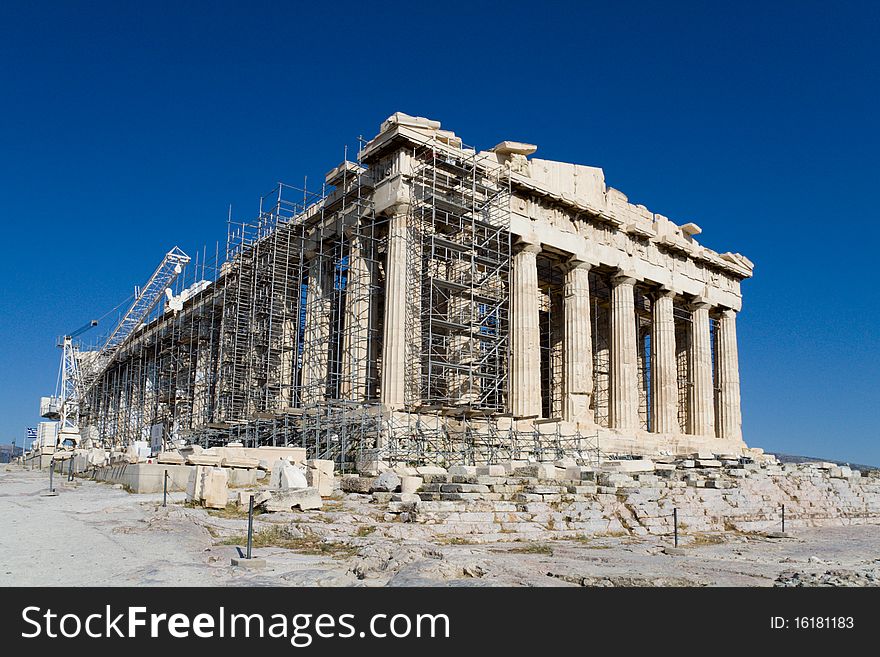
1, 1, 877, 464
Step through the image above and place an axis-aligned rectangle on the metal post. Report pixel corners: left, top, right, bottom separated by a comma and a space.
67, 457, 74, 481
246, 494, 255, 560
163, 470, 168, 507
673, 508, 679, 547
49, 463, 54, 493
782, 504, 785, 533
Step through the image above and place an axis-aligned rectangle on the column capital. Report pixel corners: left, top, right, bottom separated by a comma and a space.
565, 257, 594, 272
689, 296, 713, 311
719, 307, 738, 319
513, 240, 542, 256
385, 201, 411, 216
611, 270, 637, 286
655, 285, 677, 300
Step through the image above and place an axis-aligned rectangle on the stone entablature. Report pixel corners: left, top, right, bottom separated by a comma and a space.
362, 112, 753, 312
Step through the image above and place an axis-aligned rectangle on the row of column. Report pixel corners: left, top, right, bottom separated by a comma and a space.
509, 243, 743, 441
373, 212, 743, 442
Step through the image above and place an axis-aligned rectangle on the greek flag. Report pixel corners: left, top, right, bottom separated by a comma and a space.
26, 427, 37, 440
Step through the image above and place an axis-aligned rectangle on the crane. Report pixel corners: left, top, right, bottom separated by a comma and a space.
78, 246, 190, 395
52, 320, 99, 448
43, 246, 190, 449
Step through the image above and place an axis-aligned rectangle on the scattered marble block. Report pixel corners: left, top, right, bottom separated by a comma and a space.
372, 471, 401, 493
262, 487, 322, 512
401, 475, 423, 494
202, 467, 229, 509
306, 459, 335, 497
187, 454, 222, 467
342, 475, 374, 494
269, 459, 308, 490
221, 456, 260, 469
186, 465, 205, 503
157, 451, 185, 465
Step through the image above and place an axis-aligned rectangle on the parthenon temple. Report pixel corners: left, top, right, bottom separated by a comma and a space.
76, 112, 754, 465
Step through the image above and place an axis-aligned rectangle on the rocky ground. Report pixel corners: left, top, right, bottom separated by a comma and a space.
2, 464, 878, 587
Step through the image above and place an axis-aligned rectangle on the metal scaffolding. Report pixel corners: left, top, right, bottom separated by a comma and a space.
72, 128, 605, 467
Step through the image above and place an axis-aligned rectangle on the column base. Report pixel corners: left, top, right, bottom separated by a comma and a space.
593, 427, 748, 458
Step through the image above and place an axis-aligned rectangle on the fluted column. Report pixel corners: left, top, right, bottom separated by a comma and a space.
716, 309, 743, 441
509, 242, 542, 417
689, 301, 715, 436
301, 255, 330, 405
340, 226, 371, 402
610, 273, 639, 430
380, 203, 409, 409
651, 289, 679, 434
563, 260, 594, 423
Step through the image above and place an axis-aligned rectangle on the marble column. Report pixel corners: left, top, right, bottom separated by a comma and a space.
509, 242, 542, 417
651, 289, 679, 434
715, 309, 743, 441
689, 301, 715, 436
610, 273, 639, 430
301, 255, 330, 405
380, 203, 409, 409
563, 260, 594, 423
340, 227, 371, 402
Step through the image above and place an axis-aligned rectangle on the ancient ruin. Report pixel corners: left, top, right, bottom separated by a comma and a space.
40, 112, 755, 467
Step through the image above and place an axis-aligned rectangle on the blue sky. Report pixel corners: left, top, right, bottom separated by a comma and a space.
1, 1, 877, 464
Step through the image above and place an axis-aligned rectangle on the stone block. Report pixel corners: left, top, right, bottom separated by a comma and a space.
564, 466, 596, 482
415, 465, 448, 476
441, 492, 484, 501
599, 472, 635, 487
201, 467, 229, 509
186, 465, 205, 502
526, 486, 563, 495
262, 487, 322, 512
253, 446, 307, 465
697, 459, 722, 468
391, 492, 421, 503
372, 471, 401, 492
601, 459, 655, 473
187, 454, 223, 467
236, 490, 265, 507
476, 465, 506, 477
306, 459, 335, 497
270, 460, 308, 490
513, 463, 558, 480
341, 475, 374, 494
499, 460, 528, 474
401, 476, 423, 494
221, 456, 260, 469
448, 465, 478, 476
157, 451, 184, 465
513, 493, 544, 502
307, 458, 335, 478
440, 483, 490, 494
